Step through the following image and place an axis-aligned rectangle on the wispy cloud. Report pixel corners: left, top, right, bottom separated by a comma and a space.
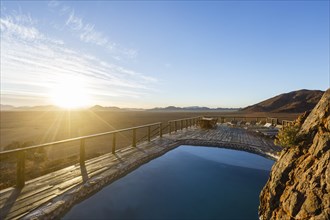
80, 23, 108, 46
66, 10, 108, 46
48, 1, 138, 59
0, 14, 42, 41
1, 12, 156, 106
65, 10, 84, 30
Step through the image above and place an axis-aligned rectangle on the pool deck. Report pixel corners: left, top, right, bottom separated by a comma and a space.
0, 125, 281, 220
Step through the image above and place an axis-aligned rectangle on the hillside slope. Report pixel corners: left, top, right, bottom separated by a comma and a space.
242, 89, 324, 113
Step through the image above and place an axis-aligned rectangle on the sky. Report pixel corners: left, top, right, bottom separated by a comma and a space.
1, 0, 329, 108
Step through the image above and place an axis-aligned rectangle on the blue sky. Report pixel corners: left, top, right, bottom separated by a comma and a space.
1, 1, 329, 108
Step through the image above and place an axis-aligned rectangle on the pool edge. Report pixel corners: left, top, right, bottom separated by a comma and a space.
22, 139, 278, 220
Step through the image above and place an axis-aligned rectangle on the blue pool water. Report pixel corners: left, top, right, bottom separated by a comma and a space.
64, 146, 274, 220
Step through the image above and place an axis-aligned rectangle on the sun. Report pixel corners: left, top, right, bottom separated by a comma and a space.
50, 76, 91, 109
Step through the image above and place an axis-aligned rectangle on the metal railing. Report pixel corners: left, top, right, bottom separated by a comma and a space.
282, 120, 294, 127
0, 116, 203, 189
215, 116, 268, 124
0, 115, 294, 189
0, 122, 163, 188
168, 116, 202, 134
211, 116, 295, 127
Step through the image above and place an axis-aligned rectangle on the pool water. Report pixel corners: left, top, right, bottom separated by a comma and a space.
63, 146, 274, 220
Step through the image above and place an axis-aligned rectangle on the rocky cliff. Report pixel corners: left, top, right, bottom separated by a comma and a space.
259, 89, 330, 219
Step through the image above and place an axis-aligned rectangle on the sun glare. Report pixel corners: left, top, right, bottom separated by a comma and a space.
50, 76, 91, 109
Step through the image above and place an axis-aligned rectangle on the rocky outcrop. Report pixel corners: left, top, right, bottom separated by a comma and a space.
259, 88, 330, 219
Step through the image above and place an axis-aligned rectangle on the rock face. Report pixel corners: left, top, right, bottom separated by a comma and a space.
259, 89, 330, 220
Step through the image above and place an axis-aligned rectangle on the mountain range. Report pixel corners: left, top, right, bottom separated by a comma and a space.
1, 89, 324, 113
148, 106, 239, 111
0, 105, 61, 111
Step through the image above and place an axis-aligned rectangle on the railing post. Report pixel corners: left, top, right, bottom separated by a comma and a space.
169, 122, 172, 134
180, 120, 183, 130
80, 139, 85, 166
132, 129, 136, 147
148, 126, 151, 142
112, 133, 116, 154
159, 123, 163, 138
16, 150, 25, 188
175, 121, 177, 132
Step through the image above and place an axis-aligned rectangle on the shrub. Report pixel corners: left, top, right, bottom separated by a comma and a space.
275, 124, 300, 148
275, 111, 311, 148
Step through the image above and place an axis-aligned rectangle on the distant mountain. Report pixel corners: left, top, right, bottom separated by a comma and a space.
2, 89, 323, 113
0, 104, 239, 112
89, 105, 121, 111
149, 106, 240, 111
242, 89, 324, 113
0, 104, 15, 111
18, 105, 61, 111
0, 104, 61, 111
89, 105, 145, 111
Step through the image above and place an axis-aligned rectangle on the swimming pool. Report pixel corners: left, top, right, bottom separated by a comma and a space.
63, 145, 274, 220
